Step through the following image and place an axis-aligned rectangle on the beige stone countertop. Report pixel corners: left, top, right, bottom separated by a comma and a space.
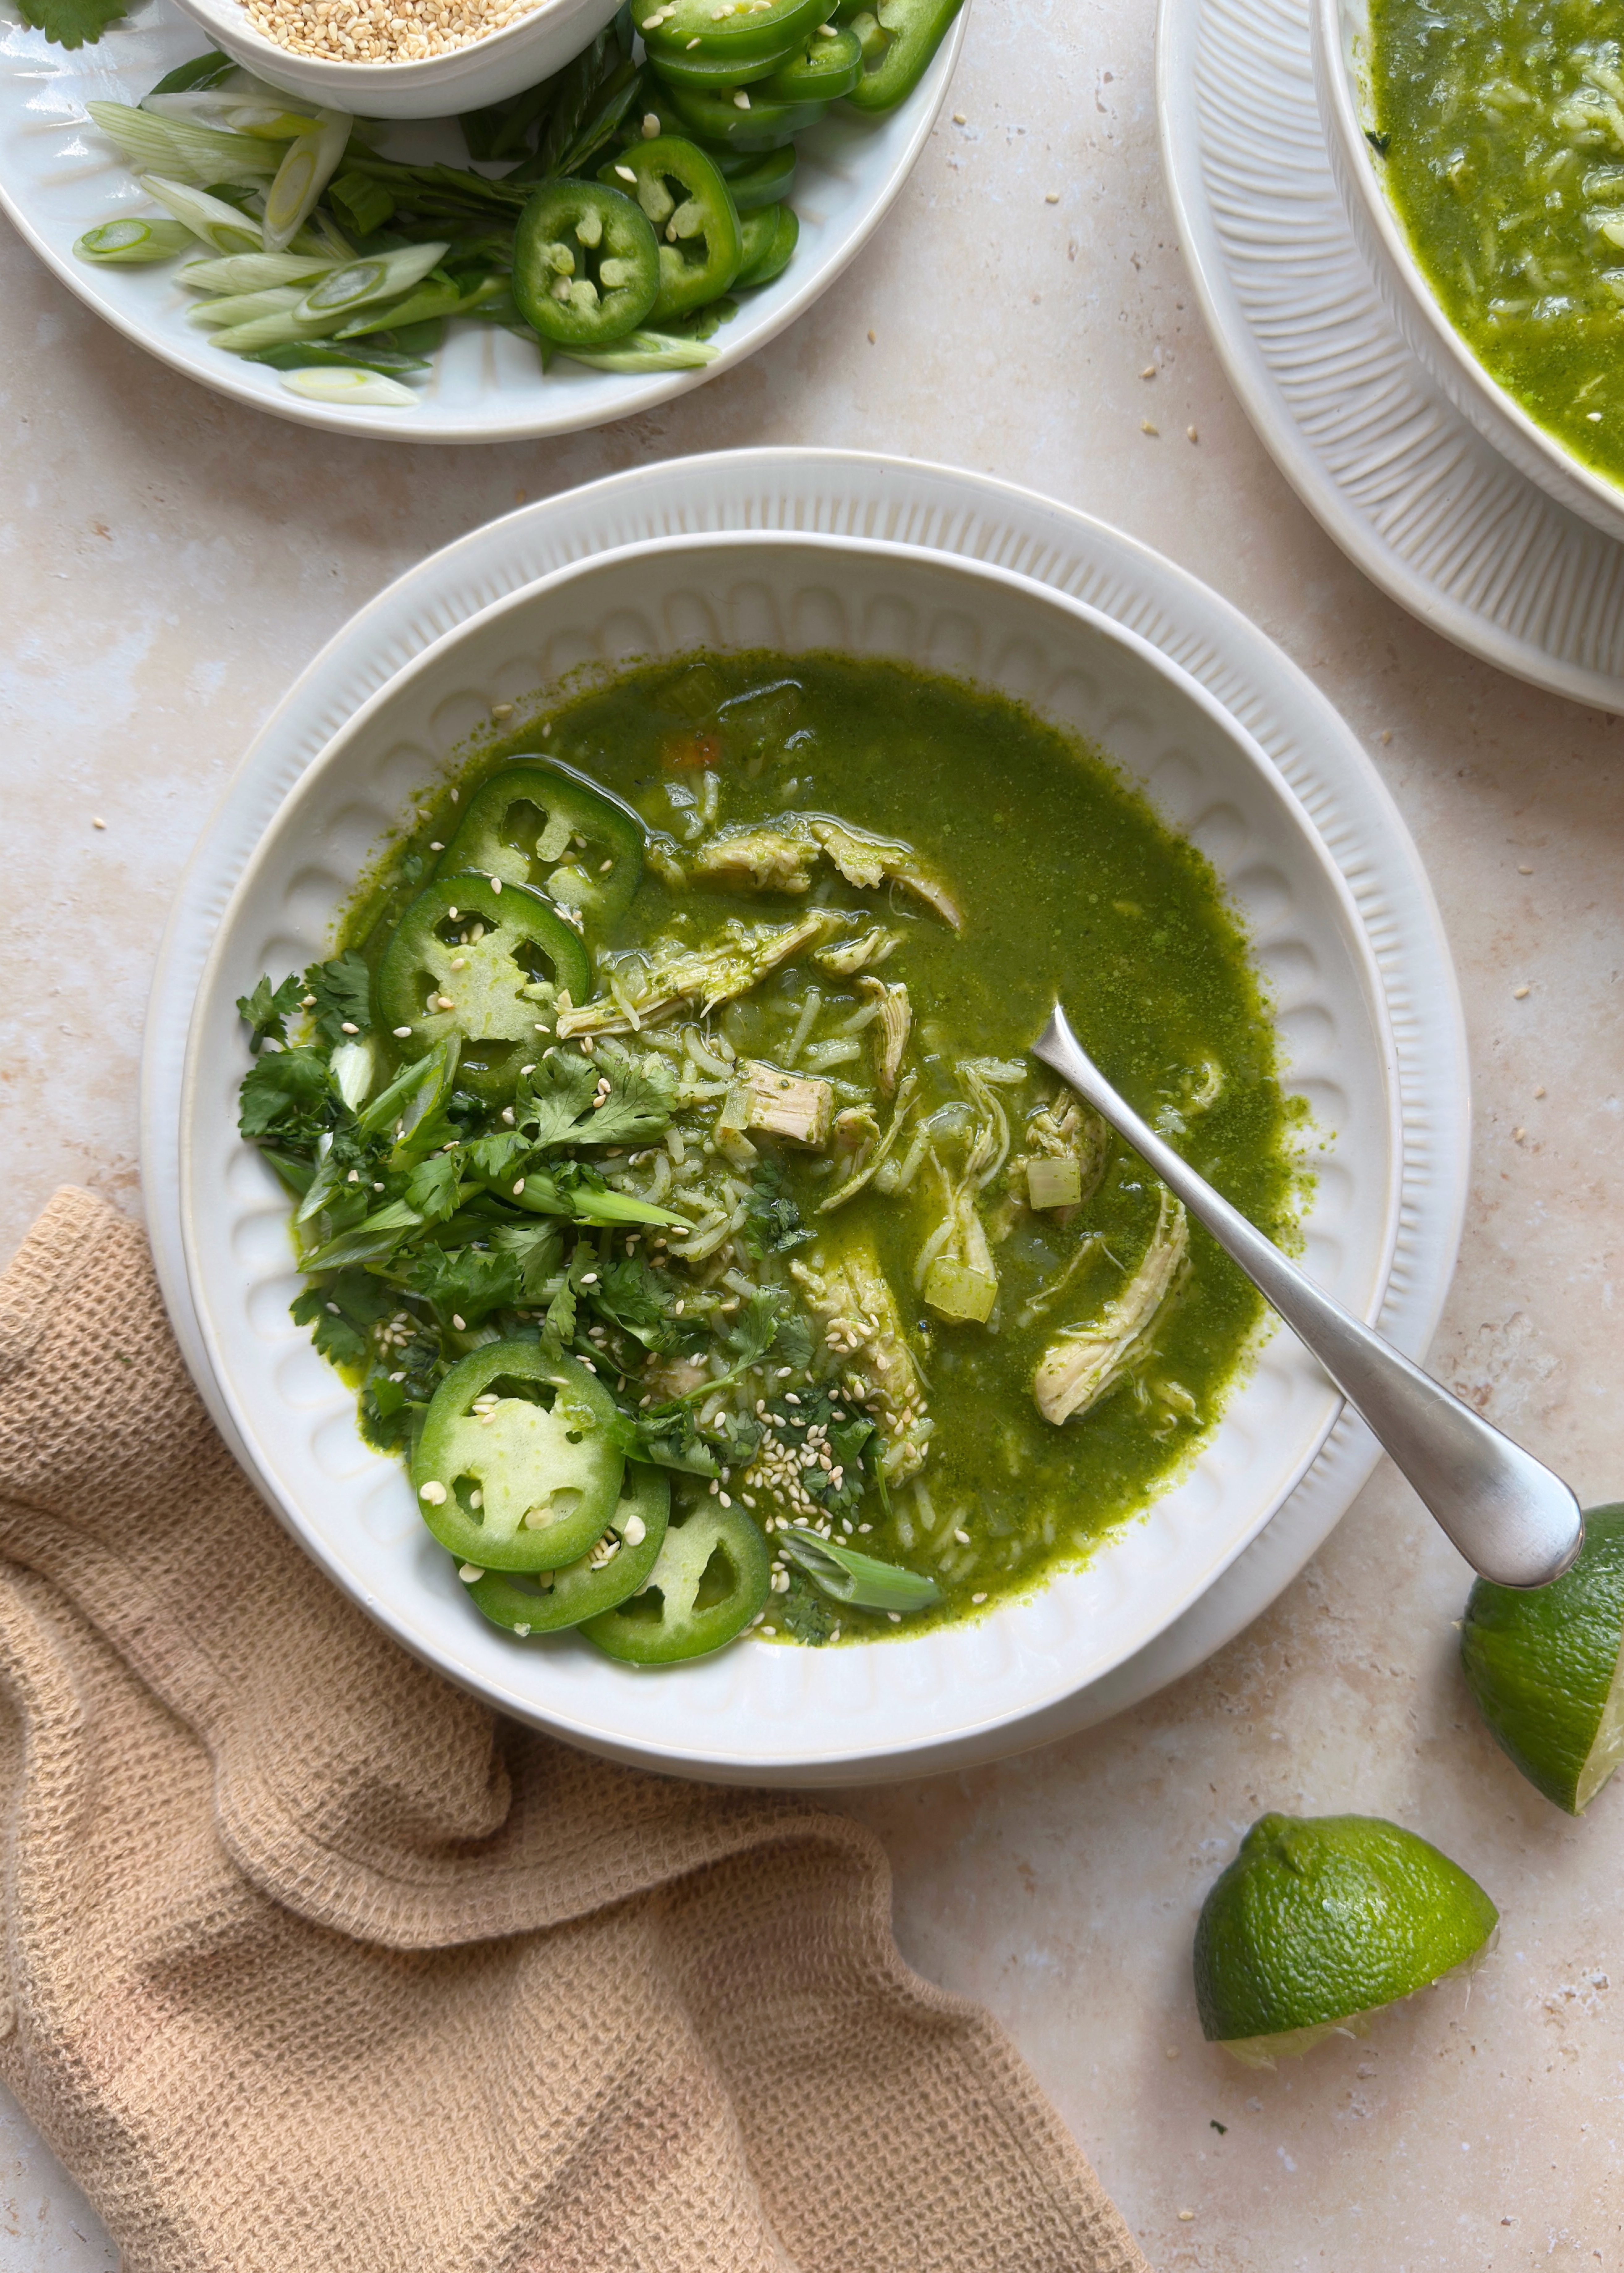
4, 0, 1624, 2263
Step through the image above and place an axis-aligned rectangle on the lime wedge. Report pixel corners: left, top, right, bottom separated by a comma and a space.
1193, 1813, 1498, 2067
1461, 1502, 1624, 1814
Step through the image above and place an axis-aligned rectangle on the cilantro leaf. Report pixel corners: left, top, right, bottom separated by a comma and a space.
290, 1270, 391, 1369
722, 1285, 790, 1369
239, 1047, 332, 1142
589, 1253, 677, 1351
18, 0, 128, 49
741, 1162, 812, 1256
303, 951, 373, 1047
237, 973, 304, 1054
518, 1043, 675, 1149
772, 1310, 816, 1371
545, 1275, 577, 1341
462, 1130, 534, 1186
410, 1244, 522, 1326
488, 1218, 565, 1299
403, 1154, 463, 1224
632, 1401, 720, 1477
776, 1577, 838, 1646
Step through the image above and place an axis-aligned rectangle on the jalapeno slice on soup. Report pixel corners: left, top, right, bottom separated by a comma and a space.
435, 759, 646, 934
375, 872, 591, 1095
413, 1340, 628, 1574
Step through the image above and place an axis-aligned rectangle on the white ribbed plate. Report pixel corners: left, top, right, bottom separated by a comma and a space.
0, 0, 962, 442
141, 448, 1471, 1784
1157, 0, 1624, 712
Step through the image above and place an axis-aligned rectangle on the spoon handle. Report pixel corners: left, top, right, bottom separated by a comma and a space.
1031, 1006, 1582, 1589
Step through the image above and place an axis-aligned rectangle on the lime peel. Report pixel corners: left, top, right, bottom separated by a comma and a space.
1461, 1502, 1624, 1815
1193, 1813, 1498, 2062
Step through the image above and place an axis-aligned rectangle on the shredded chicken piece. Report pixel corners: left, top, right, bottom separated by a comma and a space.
686, 812, 961, 929
556, 912, 839, 1037
861, 976, 911, 1096
819, 1072, 919, 1214
914, 1063, 1012, 1323
1032, 1186, 1189, 1424
791, 1239, 932, 1482
815, 927, 899, 976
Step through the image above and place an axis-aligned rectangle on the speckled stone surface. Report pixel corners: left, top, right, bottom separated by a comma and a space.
4, 0, 1624, 2264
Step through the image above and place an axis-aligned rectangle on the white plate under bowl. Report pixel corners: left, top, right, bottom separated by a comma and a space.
178, 526, 1402, 1784
0, 0, 962, 440
1157, 0, 1624, 710
1312, 0, 1624, 549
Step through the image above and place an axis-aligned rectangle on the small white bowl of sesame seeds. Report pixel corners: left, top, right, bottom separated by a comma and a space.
168, 0, 621, 120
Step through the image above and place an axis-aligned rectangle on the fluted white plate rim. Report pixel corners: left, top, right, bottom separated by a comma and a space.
139, 447, 1470, 1783
1156, 0, 1624, 713
0, 0, 963, 443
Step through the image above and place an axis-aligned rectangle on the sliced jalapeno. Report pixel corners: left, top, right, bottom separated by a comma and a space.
645, 41, 800, 90
713, 142, 797, 209
735, 202, 799, 287
844, 0, 963, 112
466, 1463, 670, 1633
512, 179, 660, 348
376, 872, 591, 1097
657, 78, 830, 151
761, 23, 863, 102
436, 759, 646, 934
633, 0, 824, 78
581, 1496, 770, 1663
413, 1339, 628, 1574
598, 136, 742, 320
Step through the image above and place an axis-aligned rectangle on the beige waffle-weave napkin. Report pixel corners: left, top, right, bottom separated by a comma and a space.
0, 1188, 1148, 2273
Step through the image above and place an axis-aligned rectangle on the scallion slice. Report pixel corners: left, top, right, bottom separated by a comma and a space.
263, 110, 353, 253
777, 1527, 943, 1614
556, 330, 721, 372
297, 241, 448, 316
138, 173, 263, 256
281, 366, 421, 408
87, 101, 279, 188
73, 217, 194, 266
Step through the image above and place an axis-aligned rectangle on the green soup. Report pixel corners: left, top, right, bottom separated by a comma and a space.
1369, 0, 1624, 488
243, 652, 1307, 1651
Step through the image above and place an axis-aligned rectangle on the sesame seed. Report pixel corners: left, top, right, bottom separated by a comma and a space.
954, 1527, 971, 1545
393, 1025, 412, 1037
1518, 863, 1533, 874
451, 1313, 466, 1330
91, 815, 106, 829
1513, 984, 1530, 999
887, 1610, 901, 1622
1141, 363, 1156, 378
1187, 425, 1199, 442
458, 1564, 483, 1582
340, 1020, 359, 1034
1141, 419, 1159, 436
1535, 1084, 1547, 1097
972, 1591, 987, 1603
492, 703, 513, 720
429, 842, 444, 851
953, 109, 966, 121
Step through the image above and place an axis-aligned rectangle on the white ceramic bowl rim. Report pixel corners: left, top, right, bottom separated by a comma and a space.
1315, 0, 1624, 532
184, 0, 607, 88
179, 525, 1403, 1777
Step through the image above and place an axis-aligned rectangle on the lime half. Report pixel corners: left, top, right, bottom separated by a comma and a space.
1461, 1502, 1624, 1815
1193, 1813, 1498, 2067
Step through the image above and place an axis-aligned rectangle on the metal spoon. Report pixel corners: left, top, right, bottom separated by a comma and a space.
1031, 1005, 1583, 1589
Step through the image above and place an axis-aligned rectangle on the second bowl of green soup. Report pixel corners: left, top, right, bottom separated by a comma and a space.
1315, 0, 1624, 543
180, 530, 1401, 1783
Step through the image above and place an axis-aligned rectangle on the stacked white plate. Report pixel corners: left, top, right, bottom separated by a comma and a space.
1159, 0, 1624, 709
143, 447, 1471, 1784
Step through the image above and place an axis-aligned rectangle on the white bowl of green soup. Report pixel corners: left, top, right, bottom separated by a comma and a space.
1315, 0, 1624, 544
181, 530, 1402, 1784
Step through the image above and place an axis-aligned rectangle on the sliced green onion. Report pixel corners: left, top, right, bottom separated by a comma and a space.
189, 284, 309, 329
247, 339, 431, 375
280, 367, 421, 408
138, 174, 262, 255
557, 331, 721, 372
777, 1527, 944, 1614
224, 105, 327, 140
263, 109, 353, 252
176, 251, 339, 294
207, 307, 353, 353
87, 101, 279, 187
302, 1199, 422, 1271
297, 240, 448, 316
73, 217, 193, 266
